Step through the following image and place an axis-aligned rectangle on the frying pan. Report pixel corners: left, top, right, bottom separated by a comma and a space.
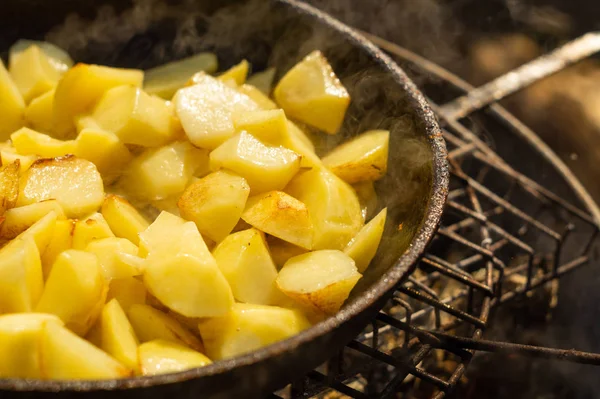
0, 0, 448, 397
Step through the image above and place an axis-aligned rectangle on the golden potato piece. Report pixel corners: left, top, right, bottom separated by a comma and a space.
178, 170, 250, 243
0, 313, 63, 379
143, 221, 234, 318
139, 339, 212, 376
218, 60, 249, 86
53, 63, 144, 137
0, 159, 20, 216
74, 128, 133, 183
144, 52, 218, 99
353, 181, 379, 221
92, 85, 178, 147
36, 249, 107, 336
0, 60, 25, 140
14, 210, 59, 256
9, 40, 73, 75
9, 45, 60, 103
0, 238, 44, 313
198, 303, 310, 360
213, 228, 282, 305
24, 89, 55, 133
39, 321, 131, 380
120, 141, 204, 201
72, 212, 115, 250
210, 131, 301, 194
344, 208, 387, 273
127, 304, 203, 352
138, 211, 185, 257
101, 195, 149, 245
86, 237, 141, 280
41, 218, 74, 279
1, 149, 37, 172
286, 168, 363, 250
266, 235, 308, 269
0, 200, 64, 241
11, 127, 76, 158
174, 72, 259, 149
233, 109, 290, 146
237, 84, 277, 110
100, 299, 139, 371
241, 191, 313, 250
107, 277, 147, 311
18, 156, 105, 218
274, 50, 349, 134
322, 130, 389, 184
277, 250, 361, 314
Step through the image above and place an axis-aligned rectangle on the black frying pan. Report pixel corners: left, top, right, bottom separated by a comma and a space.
0, 0, 448, 397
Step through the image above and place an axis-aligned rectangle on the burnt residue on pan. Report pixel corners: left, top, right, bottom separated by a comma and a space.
0, 0, 447, 398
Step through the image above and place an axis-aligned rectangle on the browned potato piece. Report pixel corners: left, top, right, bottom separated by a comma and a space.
322, 130, 389, 184
276, 250, 361, 315
17, 155, 104, 218
0, 160, 20, 216
242, 191, 313, 250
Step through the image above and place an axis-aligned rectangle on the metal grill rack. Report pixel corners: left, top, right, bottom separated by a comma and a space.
273, 32, 600, 398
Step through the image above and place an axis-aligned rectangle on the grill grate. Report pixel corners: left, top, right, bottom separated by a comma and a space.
273, 32, 600, 398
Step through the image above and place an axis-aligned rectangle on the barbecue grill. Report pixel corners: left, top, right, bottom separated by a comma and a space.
270, 29, 600, 399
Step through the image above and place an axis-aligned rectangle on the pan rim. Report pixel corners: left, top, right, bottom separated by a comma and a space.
0, 0, 448, 392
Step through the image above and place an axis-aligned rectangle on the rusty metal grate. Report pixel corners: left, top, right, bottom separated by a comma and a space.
272, 32, 600, 398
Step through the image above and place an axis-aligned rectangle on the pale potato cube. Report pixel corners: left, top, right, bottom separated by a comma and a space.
210, 131, 301, 193
86, 237, 141, 280
246, 67, 276, 94
174, 73, 259, 149
74, 128, 133, 183
286, 168, 363, 250
92, 85, 178, 147
237, 84, 277, 110
15, 210, 59, 256
137, 211, 185, 257
213, 228, 282, 305
276, 250, 361, 314
266, 236, 308, 269
39, 321, 131, 379
322, 130, 389, 184
0, 200, 65, 240
0, 60, 25, 139
0, 238, 44, 313
9, 40, 73, 75
144, 52, 218, 99
101, 299, 139, 371
0, 313, 63, 379
0, 160, 20, 216
107, 277, 147, 311
75, 115, 102, 132
0, 150, 37, 171
218, 60, 249, 86
127, 304, 203, 352
241, 191, 313, 250
120, 141, 204, 201
53, 64, 144, 137
72, 212, 115, 250
353, 181, 379, 221
139, 339, 211, 375
36, 250, 107, 335
345, 208, 387, 273
18, 156, 105, 218
101, 194, 149, 245
233, 109, 290, 145
198, 303, 310, 360
41, 219, 74, 279
274, 51, 349, 134
143, 222, 234, 318
286, 121, 322, 168
9, 45, 60, 103
11, 127, 76, 158
25, 89, 55, 133
178, 170, 250, 243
